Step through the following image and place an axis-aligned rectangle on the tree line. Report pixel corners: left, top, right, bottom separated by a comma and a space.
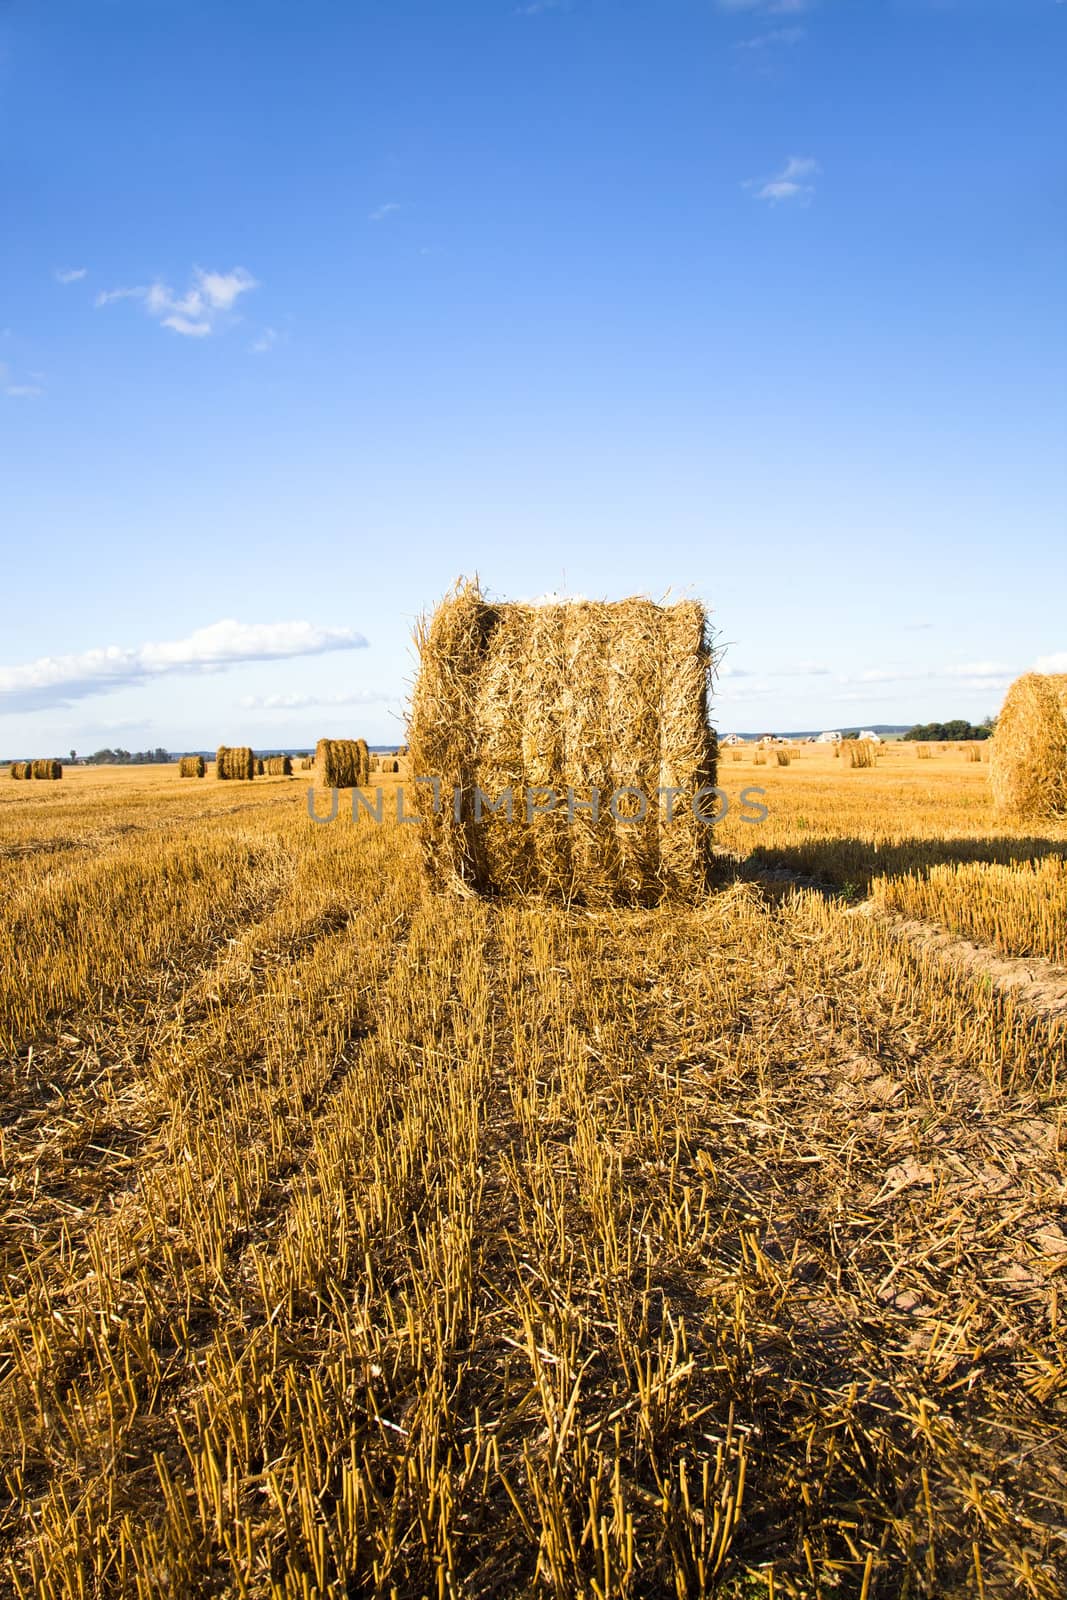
902, 719, 994, 742
82, 747, 173, 765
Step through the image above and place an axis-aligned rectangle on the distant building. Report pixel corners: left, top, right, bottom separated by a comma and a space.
815, 731, 842, 744
858, 729, 882, 743
721, 733, 744, 746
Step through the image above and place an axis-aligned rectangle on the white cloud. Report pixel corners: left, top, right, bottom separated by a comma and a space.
852, 667, 927, 684
751, 155, 820, 204
250, 327, 277, 354
0, 619, 368, 714
842, 661, 1015, 688
54, 267, 87, 284
95, 286, 145, 307
943, 661, 1014, 680
716, 681, 772, 702
369, 202, 401, 222
241, 690, 391, 711
197, 269, 257, 311
721, 660, 828, 679
95, 266, 258, 337
718, 0, 809, 12
1034, 652, 1067, 673
736, 26, 805, 47
2, 361, 44, 399
162, 315, 212, 338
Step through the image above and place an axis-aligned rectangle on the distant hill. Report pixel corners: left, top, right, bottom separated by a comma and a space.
721, 725, 912, 740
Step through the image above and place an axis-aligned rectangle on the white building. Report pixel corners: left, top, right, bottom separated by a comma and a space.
858, 730, 883, 743
720, 733, 744, 746
815, 731, 842, 744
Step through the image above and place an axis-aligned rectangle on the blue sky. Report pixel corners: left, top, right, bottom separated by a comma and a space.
2, 0, 1064, 751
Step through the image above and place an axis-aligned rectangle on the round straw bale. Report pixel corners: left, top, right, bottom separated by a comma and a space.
990, 673, 1067, 819
264, 755, 292, 776
315, 738, 370, 788
408, 581, 716, 904
29, 758, 62, 780
179, 755, 206, 778
216, 746, 255, 780
841, 739, 875, 769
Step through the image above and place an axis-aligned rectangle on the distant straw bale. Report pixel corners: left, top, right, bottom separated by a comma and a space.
9, 762, 32, 780
29, 759, 62, 780
407, 581, 716, 905
216, 746, 255, 781
315, 738, 370, 788
179, 755, 206, 778
300, 757, 313, 770
265, 756, 292, 776
843, 740, 875, 769
991, 673, 1067, 820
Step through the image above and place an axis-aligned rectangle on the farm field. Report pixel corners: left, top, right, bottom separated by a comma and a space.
1, 748, 1065, 1598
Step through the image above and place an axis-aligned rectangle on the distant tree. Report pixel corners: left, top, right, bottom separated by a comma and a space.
70, 749, 76, 763
86, 746, 171, 765
904, 720, 991, 742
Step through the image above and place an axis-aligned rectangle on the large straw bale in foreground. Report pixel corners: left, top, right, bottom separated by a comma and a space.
179, 755, 206, 778
991, 673, 1067, 819
408, 582, 717, 904
216, 746, 255, 781
315, 738, 370, 788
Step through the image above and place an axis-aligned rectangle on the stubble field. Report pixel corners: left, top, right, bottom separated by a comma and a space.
1, 744, 1065, 1598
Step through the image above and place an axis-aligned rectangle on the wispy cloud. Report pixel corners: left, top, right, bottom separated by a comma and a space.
720, 660, 829, 680
749, 155, 819, 204
1, 361, 43, 399
0, 619, 368, 714
369, 202, 401, 222
717, 0, 810, 12
716, 0, 809, 12
250, 327, 277, 354
841, 661, 1015, 688
736, 25, 805, 48
95, 286, 144, 307
943, 661, 1014, 680
1034, 652, 1067, 674
54, 267, 87, 285
95, 266, 258, 338
241, 690, 391, 711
